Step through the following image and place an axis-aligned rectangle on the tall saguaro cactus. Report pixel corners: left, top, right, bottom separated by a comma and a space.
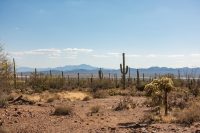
120, 53, 128, 89
13, 58, 16, 89
77, 73, 80, 86
61, 71, 64, 79
90, 74, 93, 85
136, 69, 140, 87
128, 67, 131, 86
49, 70, 52, 77
98, 68, 103, 80
114, 74, 118, 88
34, 68, 37, 79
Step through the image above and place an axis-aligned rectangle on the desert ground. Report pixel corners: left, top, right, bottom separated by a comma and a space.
0, 90, 200, 133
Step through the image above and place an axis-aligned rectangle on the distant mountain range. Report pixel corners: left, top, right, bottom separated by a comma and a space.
17, 64, 98, 72
17, 64, 200, 77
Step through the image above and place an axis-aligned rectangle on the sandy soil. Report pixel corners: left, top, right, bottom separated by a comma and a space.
0, 91, 200, 133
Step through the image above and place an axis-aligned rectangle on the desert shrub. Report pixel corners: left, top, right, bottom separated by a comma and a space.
168, 88, 190, 110
136, 82, 146, 91
175, 102, 200, 125
144, 77, 174, 116
0, 98, 7, 108
82, 96, 91, 101
54, 106, 73, 116
0, 45, 12, 92
115, 96, 136, 111
141, 112, 161, 123
28, 75, 48, 92
108, 88, 124, 96
130, 88, 146, 97
48, 77, 65, 90
0, 94, 9, 108
90, 105, 100, 114
47, 97, 55, 103
91, 79, 115, 91
173, 79, 184, 87
93, 90, 108, 99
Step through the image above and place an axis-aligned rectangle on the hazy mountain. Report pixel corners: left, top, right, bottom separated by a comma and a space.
17, 64, 98, 72
17, 65, 200, 78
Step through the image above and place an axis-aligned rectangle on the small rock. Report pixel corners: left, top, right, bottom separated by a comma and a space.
141, 127, 148, 133
108, 127, 116, 131
12, 114, 18, 117
17, 111, 22, 115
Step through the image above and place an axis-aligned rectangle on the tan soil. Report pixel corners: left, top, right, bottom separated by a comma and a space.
0, 91, 200, 133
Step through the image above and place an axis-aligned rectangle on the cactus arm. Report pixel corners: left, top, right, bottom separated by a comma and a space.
125, 66, 128, 74
120, 64, 123, 73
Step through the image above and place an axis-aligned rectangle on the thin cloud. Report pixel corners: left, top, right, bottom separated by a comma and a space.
167, 54, 185, 58
190, 54, 200, 57
63, 48, 93, 53
92, 54, 109, 58
126, 54, 141, 57
107, 52, 121, 57
10, 48, 93, 59
146, 54, 157, 58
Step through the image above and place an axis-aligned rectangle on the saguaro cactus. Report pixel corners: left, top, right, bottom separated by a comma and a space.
128, 67, 131, 86
143, 73, 145, 82
13, 58, 16, 89
34, 68, 37, 79
77, 73, 80, 86
178, 70, 181, 80
61, 71, 64, 79
120, 53, 128, 89
114, 74, 118, 88
21, 72, 23, 81
98, 68, 103, 80
67, 75, 70, 85
136, 69, 140, 86
90, 74, 93, 85
49, 70, 52, 77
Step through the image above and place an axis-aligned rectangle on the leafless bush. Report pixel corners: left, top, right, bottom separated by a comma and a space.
115, 96, 136, 111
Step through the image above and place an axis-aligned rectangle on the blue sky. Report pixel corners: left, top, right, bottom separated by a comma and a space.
0, 0, 200, 68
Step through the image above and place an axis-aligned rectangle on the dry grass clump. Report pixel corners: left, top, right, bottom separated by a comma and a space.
82, 96, 91, 101
47, 97, 55, 103
93, 90, 108, 99
0, 94, 9, 108
115, 96, 136, 111
54, 106, 73, 116
175, 101, 200, 125
90, 105, 100, 114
